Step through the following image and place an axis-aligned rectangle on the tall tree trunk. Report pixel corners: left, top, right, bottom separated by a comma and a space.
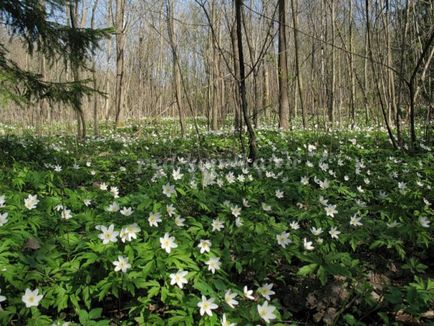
364, 24, 370, 124
310, 40, 318, 126
320, 0, 327, 126
262, 63, 270, 119
103, 1, 113, 125
114, 0, 125, 127
206, 53, 212, 130
327, 0, 335, 127
157, 8, 164, 118
235, 0, 256, 162
348, 0, 356, 127
230, 23, 241, 130
166, 0, 185, 136
68, 0, 86, 140
219, 70, 225, 126
210, 0, 221, 130
278, 0, 290, 129
38, 52, 47, 135
408, 27, 434, 149
365, 0, 397, 148
384, 0, 397, 128
396, 0, 410, 147
291, 0, 305, 128
91, 0, 99, 136
242, 6, 259, 128
37, 0, 48, 135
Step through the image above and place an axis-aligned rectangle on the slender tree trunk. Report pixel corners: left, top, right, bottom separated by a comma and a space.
235, 0, 256, 162
219, 70, 225, 125
103, 1, 113, 124
166, 0, 185, 136
242, 6, 260, 128
320, 1, 326, 126
68, 0, 86, 140
230, 23, 241, 130
291, 0, 305, 128
384, 0, 397, 128
364, 24, 370, 124
252, 72, 259, 128
158, 9, 164, 118
262, 63, 270, 119
348, 0, 356, 127
396, 0, 410, 147
278, 0, 290, 129
310, 40, 317, 125
37, 51, 47, 134
211, 0, 221, 130
408, 28, 434, 149
114, 0, 125, 127
91, 0, 99, 136
365, 0, 397, 148
327, 0, 335, 127
206, 52, 212, 130
414, 46, 434, 104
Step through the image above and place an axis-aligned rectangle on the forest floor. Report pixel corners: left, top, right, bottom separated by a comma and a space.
0, 121, 433, 325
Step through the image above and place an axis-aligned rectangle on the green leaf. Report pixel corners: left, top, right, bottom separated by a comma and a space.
297, 263, 318, 277
317, 266, 328, 286
88, 308, 103, 320
147, 286, 160, 299
343, 314, 357, 325
79, 310, 89, 325
161, 286, 169, 303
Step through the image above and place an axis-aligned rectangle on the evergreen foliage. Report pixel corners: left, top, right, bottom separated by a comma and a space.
0, 0, 111, 108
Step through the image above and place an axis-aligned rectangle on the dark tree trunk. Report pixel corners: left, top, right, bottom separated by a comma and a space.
235, 0, 256, 163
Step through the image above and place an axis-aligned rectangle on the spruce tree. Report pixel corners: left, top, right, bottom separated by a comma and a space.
0, 0, 110, 137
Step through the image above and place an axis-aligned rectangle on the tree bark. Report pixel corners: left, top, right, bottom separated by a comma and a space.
91, 0, 99, 136
408, 27, 434, 149
230, 22, 241, 130
235, 0, 256, 162
385, 0, 397, 128
365, 0, 397, 148
327, 0, 335, 127
262, 63, 270, 119
114, 0, 125, 127
291, 0, 305, 128
278, 0, 290, 129
210, 0, 221, 130
166, 0, 186, 136
69, 0, 86, 140
348, 0, 356, 127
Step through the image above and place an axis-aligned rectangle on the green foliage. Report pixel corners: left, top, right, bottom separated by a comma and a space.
0, 122, 432, 324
